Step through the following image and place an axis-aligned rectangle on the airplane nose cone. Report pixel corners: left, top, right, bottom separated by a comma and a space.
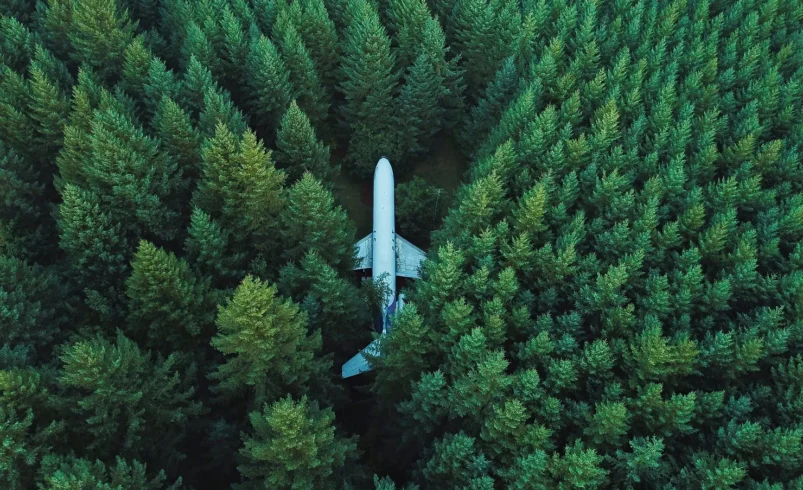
376, 157, 392, 175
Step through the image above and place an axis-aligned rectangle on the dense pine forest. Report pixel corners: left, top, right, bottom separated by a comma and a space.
1, 0, 803, 488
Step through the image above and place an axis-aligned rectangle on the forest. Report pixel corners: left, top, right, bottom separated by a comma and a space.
1, 0, 803, 488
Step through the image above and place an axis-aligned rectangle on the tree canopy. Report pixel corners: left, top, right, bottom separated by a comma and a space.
2, 0, 803, 488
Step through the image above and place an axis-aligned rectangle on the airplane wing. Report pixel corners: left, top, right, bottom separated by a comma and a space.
342, 338, 381, 378
396, 234, 426, 279
353, 233, 372, 270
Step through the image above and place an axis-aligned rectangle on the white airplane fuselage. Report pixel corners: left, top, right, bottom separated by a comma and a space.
342, 158, 425, 378
372, 158, 397, 334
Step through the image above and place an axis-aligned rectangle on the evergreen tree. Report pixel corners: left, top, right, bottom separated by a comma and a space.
193, 124, 286, 267
293, 0, 339, 91
396, 176, 449, 246
209, 276, 330, 406
125, 240, 216, 353
0, 144, 57, 261
338, 0, 400, 175
237, 395, 360, 490
448, 0, 520, 99
0, 255, 68, 351
275, 101, 335, 185
396, 17, 450, 157
0, 406, 62, 490
67, 0, 136, 80
59, 330, 203, 469
183, 207, 247, 288
80, 106, 185, 242
57, 185, 132, 321
278, 250, 371, 359
151, 96, 202, 188
37, 454, 181, 490
244, 34, 293, 133
276, 23, 328, 131
279, 172, 355, 272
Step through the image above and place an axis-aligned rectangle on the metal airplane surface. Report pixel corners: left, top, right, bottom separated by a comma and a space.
341, 158, 426, 378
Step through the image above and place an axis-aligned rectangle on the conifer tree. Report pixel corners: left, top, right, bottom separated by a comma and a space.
293, 0, 339, 91
125, 240, 216, 354
193, 124, 286, 266
177, 55, 216, 119
57, 185, 132, 321
81, 106, 185, 242
67, 0, 136, 80
279, 173, 355, 272
0, 144, 57, 261
59, 330, 203, 468
152, 96, 202, 188
0, 255, 68, 351
27, 63, 70, 162
237, 395, 360, 490
396, 17, 451, 157
338, 0, 400, 175
244, 34, 293, 133
184, 207, 248, 288
396, 176, 449, 245
448, 0, 520, 99
275, 101, 334, 184
209, 276, 330, 406
278, 250, 371, 358
37, 454, 181, 490
276, 23, 329, 131
197, 85, 249, 138
459, 56, 518, 150
0, 406, 62, 490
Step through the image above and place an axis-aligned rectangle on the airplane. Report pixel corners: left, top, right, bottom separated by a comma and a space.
341, 157, 427, 378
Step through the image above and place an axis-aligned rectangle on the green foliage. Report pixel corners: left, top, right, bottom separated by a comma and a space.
209, 276, 329, 406
0, 407, 62, 490
278, 250, 370, 358
59, 330, 203, 468
338, 0, 400, 175
275, 101, 335, 184
193, 124, 286, 268
67, 0, 136, 80
396, 176, 449, 246
244, 34, 293, 132
36, 454, 181, 490
0, 255, 67, 350
276, 23, 329, 131
2, 0, 803, 488
237, 395, 359, 490
125, 240, 215, 353
279, 172, 355, 271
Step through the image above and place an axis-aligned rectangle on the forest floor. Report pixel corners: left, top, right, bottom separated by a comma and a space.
332, 135, 468, 237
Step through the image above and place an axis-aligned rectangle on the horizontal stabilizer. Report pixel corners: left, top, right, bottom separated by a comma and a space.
342, 339, 381, 378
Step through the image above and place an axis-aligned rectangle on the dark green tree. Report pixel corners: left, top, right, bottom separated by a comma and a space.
209, 276, 330, 406
237, 395, 360, 490
59, 330, 204, 469
338, 0, 400, 175
36, 454, 181, 490
244, 34, 293, 132
276, 23, 328, 131
275, 101, 334, 184
67, 0, 136, 80
193, 124, 286, 268
125, 240, 216, 353
396, 176, 449, 246
278, 250, 371, 359
279, 172, 355, 272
